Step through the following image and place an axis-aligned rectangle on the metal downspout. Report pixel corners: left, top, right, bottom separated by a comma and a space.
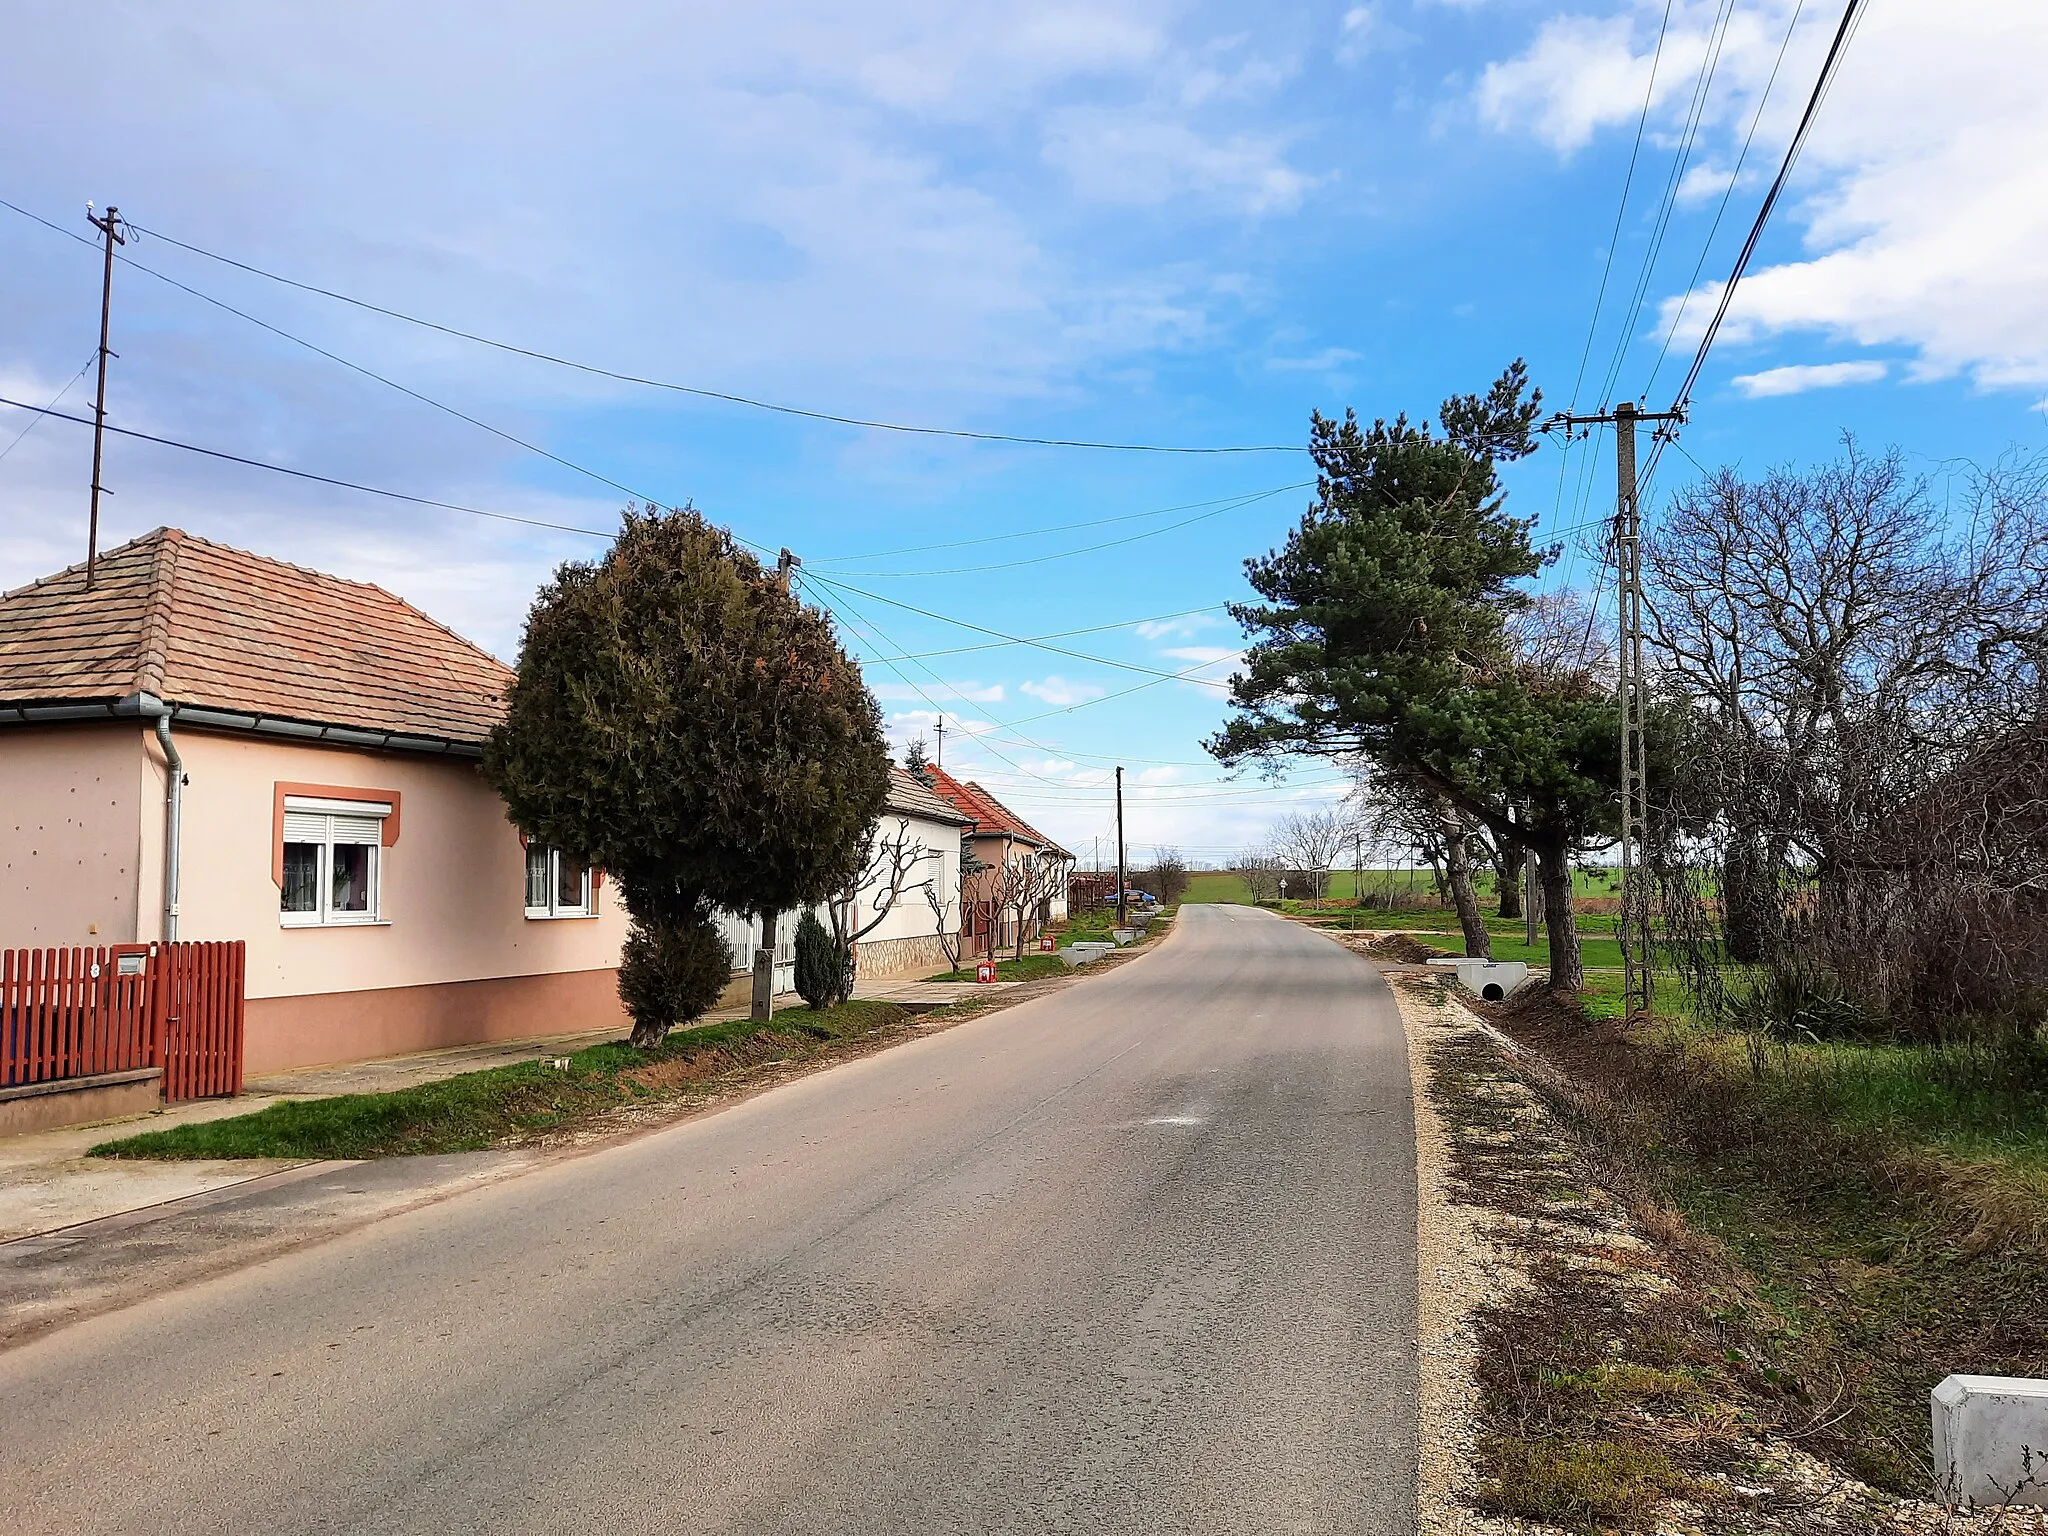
154, 712, 183, 942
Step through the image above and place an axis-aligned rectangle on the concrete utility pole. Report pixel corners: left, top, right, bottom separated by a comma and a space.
753, 546, 802, 1022
85, 203, 125, 591
1544, 401, 1679, 1021
1114, 766, 1127, 928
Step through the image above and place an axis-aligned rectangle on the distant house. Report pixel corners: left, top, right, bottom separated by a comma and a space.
919, 764, 1073, 956
0, 529, 631, 1075
842, 767, 970, 978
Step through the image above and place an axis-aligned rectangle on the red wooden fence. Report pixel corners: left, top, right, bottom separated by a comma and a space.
1, 945, 157, 1088
156, 942, 245, 1102
1, 941, 244, 1101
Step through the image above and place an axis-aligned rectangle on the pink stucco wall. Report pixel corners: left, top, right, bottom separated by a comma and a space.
0, 724, 152, 945
160, 729, 629, 1002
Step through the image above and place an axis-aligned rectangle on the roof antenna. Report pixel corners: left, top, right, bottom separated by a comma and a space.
934, 714, 945, 769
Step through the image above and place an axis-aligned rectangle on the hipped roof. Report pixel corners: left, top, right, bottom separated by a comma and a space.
0, 528, 513, 746
923, 762, 1071, 858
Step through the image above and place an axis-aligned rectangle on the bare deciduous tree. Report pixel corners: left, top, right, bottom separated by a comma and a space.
1234, 848, 1284, 905
821, 819, 937, 1005
1273, 808, 1353, 908
1147, 848, 1190, 906
1647, 442, 2048, 1034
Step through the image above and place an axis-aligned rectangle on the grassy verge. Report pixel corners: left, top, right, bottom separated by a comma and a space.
1478, 984, 2048, 1497
935, 954, 1070, 983
92, 1001, 912, 1162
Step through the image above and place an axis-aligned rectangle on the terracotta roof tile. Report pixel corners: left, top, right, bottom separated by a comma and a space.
921, 764, 1071, 858
0, 528, 514, 745
885, 766, 971, 826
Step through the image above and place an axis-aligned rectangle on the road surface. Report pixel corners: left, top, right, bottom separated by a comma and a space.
0, 905, 1418, 1534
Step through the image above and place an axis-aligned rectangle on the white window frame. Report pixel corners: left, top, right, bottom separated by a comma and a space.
524, 844, 596, 920
280, 796, 391, 929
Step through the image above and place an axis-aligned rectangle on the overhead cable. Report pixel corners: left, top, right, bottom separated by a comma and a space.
76, 213, 1305, 455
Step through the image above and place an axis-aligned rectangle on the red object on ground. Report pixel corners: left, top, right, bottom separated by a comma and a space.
1038, 936, 1055, 952
975, 960, 998, 984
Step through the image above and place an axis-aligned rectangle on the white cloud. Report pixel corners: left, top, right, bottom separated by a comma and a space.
1159, 645, 1240, 666
1042, 110, 1318, 214
1133, 612, 1223, 641
1018, 674, 1107, 706
1482, 1, 2048, 392
1265, 347, 1361, 372
1729, 360, 1886, 398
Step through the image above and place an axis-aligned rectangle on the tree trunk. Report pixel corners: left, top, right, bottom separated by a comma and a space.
1721, 830, 1774, 965
1494, 843, 1522, 920
1443, 810, 1493, 960
628, 1018, 671, 1049
1537, 846, 1582, 993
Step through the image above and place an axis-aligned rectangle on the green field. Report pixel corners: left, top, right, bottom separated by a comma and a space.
1182, 867, 1624, 905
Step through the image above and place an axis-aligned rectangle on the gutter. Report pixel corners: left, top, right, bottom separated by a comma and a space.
153, 712, 182, 942
4, 692, 484, 944
0, 694, 484, 758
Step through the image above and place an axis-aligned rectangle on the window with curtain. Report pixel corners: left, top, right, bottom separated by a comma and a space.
524, 845, 593, 918
280, 798, 389, 927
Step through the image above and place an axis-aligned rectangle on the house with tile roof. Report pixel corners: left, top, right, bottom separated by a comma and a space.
0, 529, 977, 1076
919, 763, 1074, 957
0, 528, 636, 1075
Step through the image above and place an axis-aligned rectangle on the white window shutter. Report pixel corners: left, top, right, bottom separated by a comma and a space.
327, 814, 383, 846
283, 810, 330, 843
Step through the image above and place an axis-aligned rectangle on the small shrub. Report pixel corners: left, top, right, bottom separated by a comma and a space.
1480, 1437, 1697, 1531
1731, 964, 1883, 1044
794, 909, 839, 1010
617, 913, 732, 1048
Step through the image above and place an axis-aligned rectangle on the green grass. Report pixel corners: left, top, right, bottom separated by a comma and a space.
1496, 971, 2048, 1495
1480, 1438, 1700, 1532
1183, 867, 1626, 906
935, 953, 1071, 983
93, 1001, 911, 1161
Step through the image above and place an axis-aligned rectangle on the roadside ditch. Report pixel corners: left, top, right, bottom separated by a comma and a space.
1392, 967, 2048, 1535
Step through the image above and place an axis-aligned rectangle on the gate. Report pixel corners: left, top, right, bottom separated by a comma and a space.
0, 941, 243, 1102
156, 942, 245, 1101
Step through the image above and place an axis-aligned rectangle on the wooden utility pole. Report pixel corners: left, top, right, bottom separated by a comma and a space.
85, 203, 125, 590
1114, 766, 1127, 928
1544, 401, 1679, 1020
775, 547, 799, 593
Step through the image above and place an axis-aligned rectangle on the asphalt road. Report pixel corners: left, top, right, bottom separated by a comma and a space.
0, 905, 1419, 1535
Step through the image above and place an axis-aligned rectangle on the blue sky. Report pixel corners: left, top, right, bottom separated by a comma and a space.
4, 1, 2043, 862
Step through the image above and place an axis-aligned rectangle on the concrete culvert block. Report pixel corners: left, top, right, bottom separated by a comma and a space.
1452, 959, 1529, 999
1934, 1375, 2048, 1508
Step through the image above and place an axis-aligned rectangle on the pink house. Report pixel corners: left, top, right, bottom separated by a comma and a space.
0, 529, 630, 1075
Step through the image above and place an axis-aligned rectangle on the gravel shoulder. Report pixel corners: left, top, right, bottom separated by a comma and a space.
1379, 948, 2047, 1535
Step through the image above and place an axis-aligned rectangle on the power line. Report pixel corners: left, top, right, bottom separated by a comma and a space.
1592, 0, 1740, 412
843, 482, 1306, 578
0, 396, 620, 540
1642, 0, 1811, 403
0, 352, 94, 466
801, 571, 1214, 683
1565, 0, 1677, 414
1666, 0, 1867, 421
61, 211, 1304, 455
812, 486, 1310, 565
